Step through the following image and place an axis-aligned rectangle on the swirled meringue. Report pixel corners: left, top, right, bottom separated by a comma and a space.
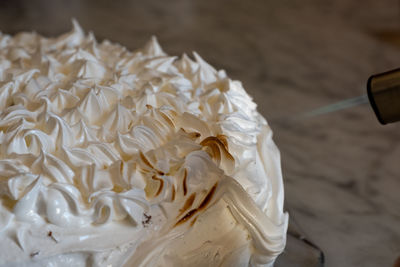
0, 20, 287, 267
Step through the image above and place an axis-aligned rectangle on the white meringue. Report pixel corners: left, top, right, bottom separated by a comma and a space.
0, 20, 287, 267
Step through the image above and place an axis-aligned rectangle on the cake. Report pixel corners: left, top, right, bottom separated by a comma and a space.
0, 21, 288, 267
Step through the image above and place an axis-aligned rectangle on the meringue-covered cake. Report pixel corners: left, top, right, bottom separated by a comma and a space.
0, 21, 288, 267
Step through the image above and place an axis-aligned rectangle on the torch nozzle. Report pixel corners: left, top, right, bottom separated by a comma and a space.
367, 68, 400, 124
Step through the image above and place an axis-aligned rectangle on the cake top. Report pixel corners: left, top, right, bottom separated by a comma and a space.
0, 20, 287, 266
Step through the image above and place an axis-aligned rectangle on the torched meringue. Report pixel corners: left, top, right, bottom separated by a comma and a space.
0, 21, 288, 267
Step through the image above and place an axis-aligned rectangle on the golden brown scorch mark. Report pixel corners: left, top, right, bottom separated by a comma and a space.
183, 168, 188, 196
171, 185, 176, 201
152, 176, 164, 197
160, 112, 175, 128
140, 151, 153, 169
198, 182, 217, 211
189, 131, 201, 139
200, 136, 234, 164
216, 134, 228, 148
139, 151, 165, 175
190, 217, 198, 227
179, 193, 196, 216
174, 182, 218, 227
144, 175, 164, 198
180, 127, 201, 140
175, 209, 197, 226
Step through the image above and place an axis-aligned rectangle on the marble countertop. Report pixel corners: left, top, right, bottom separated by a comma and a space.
1, 0, 399, 266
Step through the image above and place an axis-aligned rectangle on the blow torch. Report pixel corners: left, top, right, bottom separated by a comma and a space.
299, 68, 400, 124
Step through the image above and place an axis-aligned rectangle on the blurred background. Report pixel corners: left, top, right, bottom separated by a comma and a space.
1, 0, 400, 266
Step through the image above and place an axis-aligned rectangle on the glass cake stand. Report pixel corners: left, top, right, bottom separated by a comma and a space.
275, 213, 325, 267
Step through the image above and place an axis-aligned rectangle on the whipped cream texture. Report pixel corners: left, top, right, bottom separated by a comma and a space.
0, 21, 288, 267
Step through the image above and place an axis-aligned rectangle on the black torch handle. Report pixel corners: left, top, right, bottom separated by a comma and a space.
367, 68, 400, 124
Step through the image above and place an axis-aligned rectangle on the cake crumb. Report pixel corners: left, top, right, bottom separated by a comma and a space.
142, 213, 152, 227
48, 231, 58, 243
